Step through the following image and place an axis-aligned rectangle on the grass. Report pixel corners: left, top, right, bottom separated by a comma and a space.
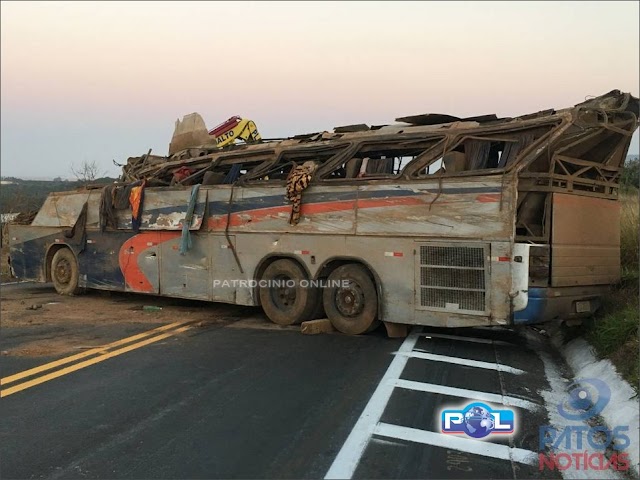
620, 188, 639, 271
585, 190, 639, 391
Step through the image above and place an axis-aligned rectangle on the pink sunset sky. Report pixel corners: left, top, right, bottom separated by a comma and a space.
1, 1, 638, 179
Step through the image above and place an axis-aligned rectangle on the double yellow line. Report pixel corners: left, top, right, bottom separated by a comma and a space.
1, 321, 194, 398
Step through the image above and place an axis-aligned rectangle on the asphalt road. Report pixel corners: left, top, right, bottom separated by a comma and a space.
0, 283, 562, 479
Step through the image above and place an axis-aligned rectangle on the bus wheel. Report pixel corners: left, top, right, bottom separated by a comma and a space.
324, 264, 378, 335
259, 259, 319, 326
51, 248, 82, 296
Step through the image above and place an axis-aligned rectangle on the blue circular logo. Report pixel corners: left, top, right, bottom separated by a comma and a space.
463, 404, 495, 438
558, 378, 611, 420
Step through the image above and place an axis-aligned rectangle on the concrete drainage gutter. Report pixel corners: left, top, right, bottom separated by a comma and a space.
539, 325, 639, 479
559, 336, 639, 478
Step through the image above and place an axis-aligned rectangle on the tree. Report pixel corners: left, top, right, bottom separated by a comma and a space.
0, 185, 41, 214
621, 156, 639, 189
71, 160, 106, 185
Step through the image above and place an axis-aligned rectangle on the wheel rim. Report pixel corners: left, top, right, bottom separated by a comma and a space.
334, 280, 365, 317
270, 274, 297, 311
55, 258, 72, 285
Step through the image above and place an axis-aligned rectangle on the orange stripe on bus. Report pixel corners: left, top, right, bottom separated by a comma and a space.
475, 194, 501, 203
207, 196, 429, 229
118, 232, 179, 293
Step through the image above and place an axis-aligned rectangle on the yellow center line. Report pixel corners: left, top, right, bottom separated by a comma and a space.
1, 321, 193, 386
1, 325, 192, 398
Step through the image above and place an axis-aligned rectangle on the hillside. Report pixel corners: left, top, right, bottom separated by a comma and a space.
0, 177, 117, 214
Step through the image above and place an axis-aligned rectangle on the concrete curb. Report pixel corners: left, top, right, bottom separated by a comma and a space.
545, 326, 640, 479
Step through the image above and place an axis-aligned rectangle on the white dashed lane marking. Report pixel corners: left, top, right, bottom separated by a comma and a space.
393, 379, 539, 411
400, 350, 525, 375
374, 423, 537, 465
422, 332, 515, 347
325, 329, 539, 480
325, 330, 420, 480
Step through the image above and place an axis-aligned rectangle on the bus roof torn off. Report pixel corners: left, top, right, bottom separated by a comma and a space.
117, 89, 639, 196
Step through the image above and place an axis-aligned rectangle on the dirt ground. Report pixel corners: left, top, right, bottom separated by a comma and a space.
0, 283, 272, 358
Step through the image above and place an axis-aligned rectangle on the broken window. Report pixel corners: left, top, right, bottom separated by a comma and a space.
320, 142, 437, 180
463, 136, 536, 170
193, 156, 272, 186
413, 130, 541, 177
245, 145, 349, 183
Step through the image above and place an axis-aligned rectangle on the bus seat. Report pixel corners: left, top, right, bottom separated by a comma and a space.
443, 152, 467, 173
202, 172, 226, 185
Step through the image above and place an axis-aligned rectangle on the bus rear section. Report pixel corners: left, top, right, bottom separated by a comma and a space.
514, 193, 621, 325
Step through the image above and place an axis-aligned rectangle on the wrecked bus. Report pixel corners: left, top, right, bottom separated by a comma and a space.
8, 90, 639, 336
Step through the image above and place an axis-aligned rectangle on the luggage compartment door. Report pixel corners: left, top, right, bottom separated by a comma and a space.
160, 234, 211, 300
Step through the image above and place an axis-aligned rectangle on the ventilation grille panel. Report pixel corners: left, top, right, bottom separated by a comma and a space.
418, 244, 487, 314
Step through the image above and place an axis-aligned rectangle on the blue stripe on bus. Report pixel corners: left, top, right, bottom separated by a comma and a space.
143, 186, 501, 217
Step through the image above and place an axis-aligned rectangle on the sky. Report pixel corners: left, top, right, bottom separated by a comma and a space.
1, 1, 639, 180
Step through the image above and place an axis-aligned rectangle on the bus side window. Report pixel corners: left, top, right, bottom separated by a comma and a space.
342, 156, 394, 179
421, 158, 445, 175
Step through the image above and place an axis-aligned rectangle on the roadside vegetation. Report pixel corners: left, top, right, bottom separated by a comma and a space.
0, 176, 117, 215
585, 156, 639, 391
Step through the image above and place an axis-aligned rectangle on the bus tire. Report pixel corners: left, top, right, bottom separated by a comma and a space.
323, 264, 378, 335
259, 259, 319, 326
51, 248, 82, 296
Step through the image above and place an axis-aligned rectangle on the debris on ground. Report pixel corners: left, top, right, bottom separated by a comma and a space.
143, 305, 163, 312
300, 319, 334, 335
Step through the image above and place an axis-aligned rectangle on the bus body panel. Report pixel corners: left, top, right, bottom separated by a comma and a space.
8, 174, 518, 328
550, 193, 621, 287
6, 175, 623, 328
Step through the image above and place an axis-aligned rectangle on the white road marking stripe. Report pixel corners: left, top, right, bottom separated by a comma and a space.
0, 281, 33, 286
324, 330, 421, 480
393, 379, 539, 411
422, 332, 515, 346
396, 351, 525, 375
370, 438, 405, 447
374, 422, 537, 465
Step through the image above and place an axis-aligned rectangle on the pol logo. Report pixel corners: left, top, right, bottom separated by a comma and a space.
441, 402, 515, 439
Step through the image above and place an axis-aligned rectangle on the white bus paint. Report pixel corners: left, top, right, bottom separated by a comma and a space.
374, 422, 537, 465
324, 330, 421, 480
396, 351, 525, 375
393, 379, 539, 411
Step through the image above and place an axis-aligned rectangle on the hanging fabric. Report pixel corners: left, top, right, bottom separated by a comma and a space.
499, 133, 536, 168
223, 164, 242, 184
129, 179, 146, 232
180, 184, 201, 255
465, 140, 492, 170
